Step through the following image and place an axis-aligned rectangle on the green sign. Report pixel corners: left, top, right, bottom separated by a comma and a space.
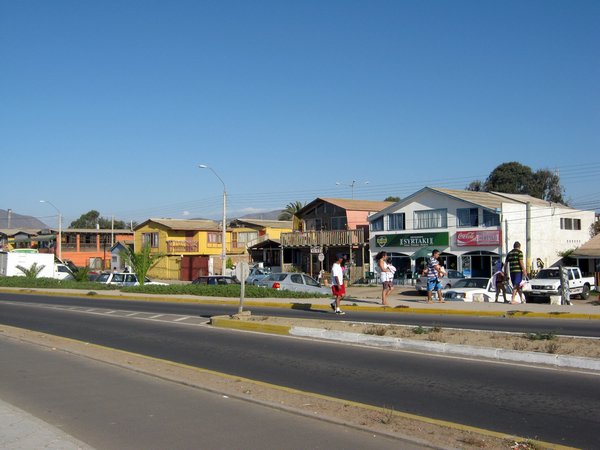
374, 232, 449, 248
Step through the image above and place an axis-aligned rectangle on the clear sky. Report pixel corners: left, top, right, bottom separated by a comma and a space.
1, 0, 599, 227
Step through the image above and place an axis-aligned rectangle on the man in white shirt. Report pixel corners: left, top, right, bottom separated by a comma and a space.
330, 253, 346, 315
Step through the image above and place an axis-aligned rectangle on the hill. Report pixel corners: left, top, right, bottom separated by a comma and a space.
0, 209, 48, 229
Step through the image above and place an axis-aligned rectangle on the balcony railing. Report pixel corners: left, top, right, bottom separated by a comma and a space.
167, 240, 199, 253
280, 229, 365, 247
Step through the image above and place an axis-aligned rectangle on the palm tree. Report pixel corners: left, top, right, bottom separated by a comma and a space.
278, 201, 305, 221
16, 263, 45, 279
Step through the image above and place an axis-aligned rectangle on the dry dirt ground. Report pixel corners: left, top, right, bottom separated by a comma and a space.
242, 315, 600, 358
0, 324, 585, 450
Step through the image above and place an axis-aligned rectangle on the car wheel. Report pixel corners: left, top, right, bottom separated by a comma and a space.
580, 284, 590, 300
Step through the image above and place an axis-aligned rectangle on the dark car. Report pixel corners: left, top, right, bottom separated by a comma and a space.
191, 276, 239, 285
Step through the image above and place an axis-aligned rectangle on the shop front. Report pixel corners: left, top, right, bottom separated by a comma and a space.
455, 230, 502, 278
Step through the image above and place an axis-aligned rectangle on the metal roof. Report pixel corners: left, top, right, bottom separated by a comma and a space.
229, 218, 292, 229
571, 233, 600, 258
136, 218, 221, 231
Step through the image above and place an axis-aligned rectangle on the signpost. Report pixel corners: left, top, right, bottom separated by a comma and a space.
235, 262, 250, 314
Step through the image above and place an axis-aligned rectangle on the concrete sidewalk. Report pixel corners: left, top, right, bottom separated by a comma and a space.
0, 399, 93, 450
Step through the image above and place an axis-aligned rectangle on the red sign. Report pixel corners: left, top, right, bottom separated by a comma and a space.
456, 230, 501, 247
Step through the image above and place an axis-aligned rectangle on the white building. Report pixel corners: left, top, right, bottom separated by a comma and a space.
368, 187, 596, 278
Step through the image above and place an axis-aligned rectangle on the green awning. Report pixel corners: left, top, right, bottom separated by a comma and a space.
409, 246, 435, 260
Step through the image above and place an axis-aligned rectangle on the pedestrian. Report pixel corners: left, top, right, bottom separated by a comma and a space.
493, 262, 508, 303
426, 249, 447, 303
330, 253, 346, 315
375, 251, 393, 305
505, 241, 528, 304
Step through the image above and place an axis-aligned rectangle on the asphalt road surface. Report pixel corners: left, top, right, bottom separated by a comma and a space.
1, 292, 599, 337
0, 299, 598, 448
0, 337, 410, 450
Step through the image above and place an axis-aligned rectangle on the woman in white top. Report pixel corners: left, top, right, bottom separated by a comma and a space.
375, 251, 393, 306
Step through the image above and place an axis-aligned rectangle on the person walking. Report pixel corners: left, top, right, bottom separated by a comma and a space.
505, 241, 528, 304
493, 262, 508, 303
330, 253, 346, 315
375, 251, 393, 306
426, 249, 446, 303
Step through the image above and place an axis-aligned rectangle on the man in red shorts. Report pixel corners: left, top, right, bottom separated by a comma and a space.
330, 253, 346, 315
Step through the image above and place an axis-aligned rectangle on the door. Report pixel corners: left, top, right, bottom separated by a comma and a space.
180, 255, 209, 281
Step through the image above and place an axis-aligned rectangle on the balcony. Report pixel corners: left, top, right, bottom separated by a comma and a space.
280, 229, 365, 247
167, 240, 199, 253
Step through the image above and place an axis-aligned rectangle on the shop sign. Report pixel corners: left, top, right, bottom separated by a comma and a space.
456, 230, 501, 247
374, 232, 449, 248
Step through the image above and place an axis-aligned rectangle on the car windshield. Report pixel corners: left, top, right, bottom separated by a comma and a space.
452, 278, 487, 289
535, 269, 560, 279
96, 273, 109, 282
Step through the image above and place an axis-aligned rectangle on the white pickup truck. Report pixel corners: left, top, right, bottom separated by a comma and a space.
527, 266, 594, 302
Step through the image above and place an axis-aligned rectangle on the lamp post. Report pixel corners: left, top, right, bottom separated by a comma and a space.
199, 164, 227, 275
40, 200, 62, 260
335, 180, 369, 199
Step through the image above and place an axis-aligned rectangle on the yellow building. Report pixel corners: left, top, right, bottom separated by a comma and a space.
134, 218, 251, 280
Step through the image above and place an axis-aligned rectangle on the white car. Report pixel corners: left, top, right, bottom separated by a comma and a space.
443, 277, 512, 302
415, 269, 465, 294
257, 272, 330, 295
94, 272, 168, 287
245, 267, 271, 285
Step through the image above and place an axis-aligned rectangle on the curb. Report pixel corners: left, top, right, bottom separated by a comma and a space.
210, 317, 600, 372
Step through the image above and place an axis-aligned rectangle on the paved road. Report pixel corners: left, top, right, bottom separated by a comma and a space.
1, 291, 599, 337
0, 337, 409, 450
0, 300, 598, 448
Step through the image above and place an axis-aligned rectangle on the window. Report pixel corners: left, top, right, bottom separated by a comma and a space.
457, 208, 478, 227
388, 213, 405, 230
331, 216, 348, 230
560, 218, 581, 230
290, 274, 303, 284
142, 232, 159, 248
235, 232, 258, 243
371, 216, 384, 231
207, 232, 222, 243
483, 210, 500, 227
414, 209, 447, 229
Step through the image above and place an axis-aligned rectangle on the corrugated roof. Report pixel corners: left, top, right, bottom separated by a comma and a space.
141, 218, 221, 231
304, 198, 394, 213
489, 192, 565, 208
571, 233, 600, 257
230, 219, 292, 229
429, 188, 515, 210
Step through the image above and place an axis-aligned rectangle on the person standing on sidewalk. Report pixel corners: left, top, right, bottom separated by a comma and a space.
375, 251, 393, 306
426, 249, 446, 303
505, 241, 528, 304
493, 262, 508, 303
330, 253, 346, 315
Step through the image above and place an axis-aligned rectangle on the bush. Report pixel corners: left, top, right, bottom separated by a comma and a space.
121, 284, 330, 299
0, 276, 113, 290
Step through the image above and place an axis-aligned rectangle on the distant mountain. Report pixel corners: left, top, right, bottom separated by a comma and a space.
0, 209, 48, 229
237, 210, 284, 220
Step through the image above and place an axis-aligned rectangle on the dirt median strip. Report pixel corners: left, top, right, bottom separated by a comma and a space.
0, 324, 576, 450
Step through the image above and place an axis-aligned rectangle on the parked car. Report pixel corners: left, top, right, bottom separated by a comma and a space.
94, 272, 168, 286
415, 269, 465, 294
192, 276, 239, 285
443, 277, 512, 302
526, 266, 594, 303
257, 272, 330, 295
245, 267, 271, 285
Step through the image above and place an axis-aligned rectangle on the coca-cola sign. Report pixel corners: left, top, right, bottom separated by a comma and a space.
456, 230, 500, 247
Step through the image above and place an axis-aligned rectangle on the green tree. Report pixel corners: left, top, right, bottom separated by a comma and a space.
384, 196, 401, 202
483, 162, 532, 194
120, 244, 163, 286
70, 210, 131, 229
16, 262, 45, 279
278, 201, 305, 221
470, 162, 566, 204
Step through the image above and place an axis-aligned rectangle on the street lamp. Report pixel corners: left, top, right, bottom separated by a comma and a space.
40, 200, 62, 260
335, 180, 370, 199
199, 164, 227, 275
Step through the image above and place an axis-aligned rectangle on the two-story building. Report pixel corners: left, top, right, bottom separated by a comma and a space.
279, 198, 393, 280
369, 187, 596, 278
229, 218, 293, 269
134, 218, 259, 280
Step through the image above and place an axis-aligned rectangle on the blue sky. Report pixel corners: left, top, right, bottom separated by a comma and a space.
1, 0, 599, 227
